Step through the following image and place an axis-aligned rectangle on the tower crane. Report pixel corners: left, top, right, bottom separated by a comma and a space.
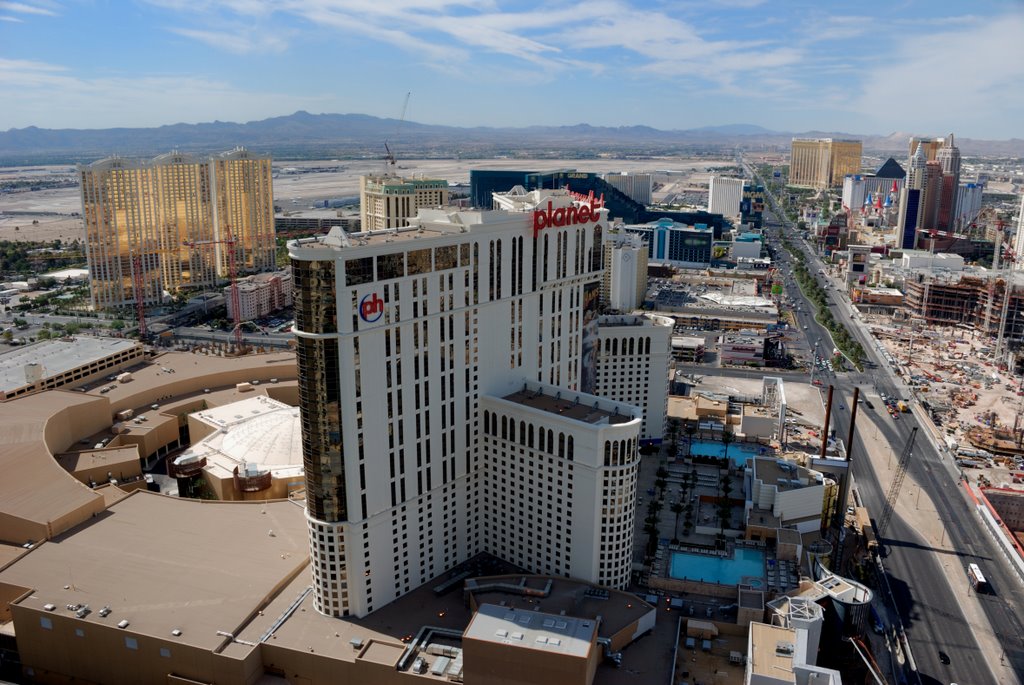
383, 92, 411, 172
876, 427, 918, 546
183, 231, 244, 349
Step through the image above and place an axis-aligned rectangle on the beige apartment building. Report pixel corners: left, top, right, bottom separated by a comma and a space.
359, 174, 449, 230
788, 139, 862, 189
80, 148, 275, 311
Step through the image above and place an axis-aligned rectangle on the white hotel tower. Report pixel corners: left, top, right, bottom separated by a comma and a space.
290, 189, 644, 618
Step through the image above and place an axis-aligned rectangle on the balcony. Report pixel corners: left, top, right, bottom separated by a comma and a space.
233, 465, 272, 493
168, 454, 207, 478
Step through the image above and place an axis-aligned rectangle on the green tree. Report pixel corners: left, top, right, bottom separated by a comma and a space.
36, 329, 51, 340
666, 417, 681, 454
684, 422, 697, 457
721, 429, 734, 463
111, 319, 126, 331
671, 501, 685, 539
1, 330, 11, 343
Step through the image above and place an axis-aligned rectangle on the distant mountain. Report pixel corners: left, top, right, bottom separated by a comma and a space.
1, 112, 1021, 164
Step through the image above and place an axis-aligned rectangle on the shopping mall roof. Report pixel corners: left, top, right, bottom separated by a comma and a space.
53, 445, 139, 475
0, 390, 107, 542
0, 492, 309, 651
0, 336, 141, 395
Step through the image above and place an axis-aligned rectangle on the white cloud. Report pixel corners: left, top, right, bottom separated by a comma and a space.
0, 14, 24, 21
855, 12, 1024, 138
0, 58, 330, 129
168, 26, 289, 54
146, 0, 803, 88
0, 1, 56, 16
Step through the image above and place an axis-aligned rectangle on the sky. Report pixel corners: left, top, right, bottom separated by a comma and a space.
1, 0, 1023, 138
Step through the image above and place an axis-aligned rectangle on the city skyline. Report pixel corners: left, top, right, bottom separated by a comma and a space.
1, 0, 1023, 138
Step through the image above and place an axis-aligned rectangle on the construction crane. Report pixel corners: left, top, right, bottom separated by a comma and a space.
876, 427, 918, 544
383, 92, 411, 172
183, 232, 243, 349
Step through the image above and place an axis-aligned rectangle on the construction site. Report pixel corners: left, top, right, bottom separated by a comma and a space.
866, 319, 1024, 478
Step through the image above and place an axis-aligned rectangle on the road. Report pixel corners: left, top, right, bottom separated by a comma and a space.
756, 185, 1024, 684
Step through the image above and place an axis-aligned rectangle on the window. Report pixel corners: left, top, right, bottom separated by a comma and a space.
160, 647, 172, 658
125, 637, 139, 650
408, 248, 432, 275
377, 253, 405, 280
39, 616, 53, 630
345, 257, 374, 285
435, 245, 458, 270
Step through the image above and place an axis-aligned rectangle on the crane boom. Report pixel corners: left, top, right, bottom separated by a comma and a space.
183, 233, 243, 349
383, 92, 411, 171
876, 427, 918, 543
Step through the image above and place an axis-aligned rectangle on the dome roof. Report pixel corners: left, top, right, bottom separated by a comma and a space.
219, 407, 302, 467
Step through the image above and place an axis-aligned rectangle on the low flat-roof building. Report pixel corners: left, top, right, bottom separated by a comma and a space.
0, 336, 144, 402
53, 445, 144, 491
746, 622, 841, 684
463, 603, 599, 685
748, 458, 827, 536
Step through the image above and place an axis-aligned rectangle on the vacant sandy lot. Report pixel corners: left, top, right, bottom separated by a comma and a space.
0, 156, 736, 243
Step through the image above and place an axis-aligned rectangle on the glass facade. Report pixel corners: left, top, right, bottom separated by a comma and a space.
294, 259, 346, 522
80, 149, 276, 311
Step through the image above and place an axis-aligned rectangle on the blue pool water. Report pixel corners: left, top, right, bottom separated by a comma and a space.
689, 439, 768, 465
669, 548, 765, 585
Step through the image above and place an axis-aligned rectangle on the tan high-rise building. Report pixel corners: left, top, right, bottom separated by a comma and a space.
788, 138, 862, 189
80, 148, 275, 312
908, 136, 944, 162
359, 174, 449, 230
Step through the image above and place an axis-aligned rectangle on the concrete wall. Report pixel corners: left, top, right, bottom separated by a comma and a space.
12, 604, 257, 685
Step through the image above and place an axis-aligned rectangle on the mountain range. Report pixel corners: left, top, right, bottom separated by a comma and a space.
1, 112, 1022, 164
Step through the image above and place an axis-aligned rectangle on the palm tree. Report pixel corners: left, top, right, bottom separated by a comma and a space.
655, 477, 668, 497
666, 418, 681, 454
671, 501, 685, 539
721, 429, 735, 464
684, 422, 698, 457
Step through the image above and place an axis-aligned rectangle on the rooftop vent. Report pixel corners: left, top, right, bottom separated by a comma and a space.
171, 629, 182, 637
775, 641, 794, 656
117, 620, 130, 629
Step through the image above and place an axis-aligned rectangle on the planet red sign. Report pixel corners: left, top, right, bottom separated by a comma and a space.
532, 197, 603, 237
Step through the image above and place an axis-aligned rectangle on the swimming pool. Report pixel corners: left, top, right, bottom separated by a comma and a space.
669, 547, 765, 586
689, 439, 768, 465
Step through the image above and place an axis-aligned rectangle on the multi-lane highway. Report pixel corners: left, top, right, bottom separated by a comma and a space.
758, 190, 1024, 684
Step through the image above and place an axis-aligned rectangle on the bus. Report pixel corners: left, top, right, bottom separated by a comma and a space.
967, 563, 989, 592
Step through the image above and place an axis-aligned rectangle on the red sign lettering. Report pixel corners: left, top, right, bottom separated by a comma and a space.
532, 195, 605, 237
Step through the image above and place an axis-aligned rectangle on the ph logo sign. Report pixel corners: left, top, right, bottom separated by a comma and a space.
359, 293, 384, 323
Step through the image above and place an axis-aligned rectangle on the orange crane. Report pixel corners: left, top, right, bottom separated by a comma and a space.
183, 232, 244, 349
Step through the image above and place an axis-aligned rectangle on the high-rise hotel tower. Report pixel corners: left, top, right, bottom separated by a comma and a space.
290, 188, 643, 618
80, 148, 275, 311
